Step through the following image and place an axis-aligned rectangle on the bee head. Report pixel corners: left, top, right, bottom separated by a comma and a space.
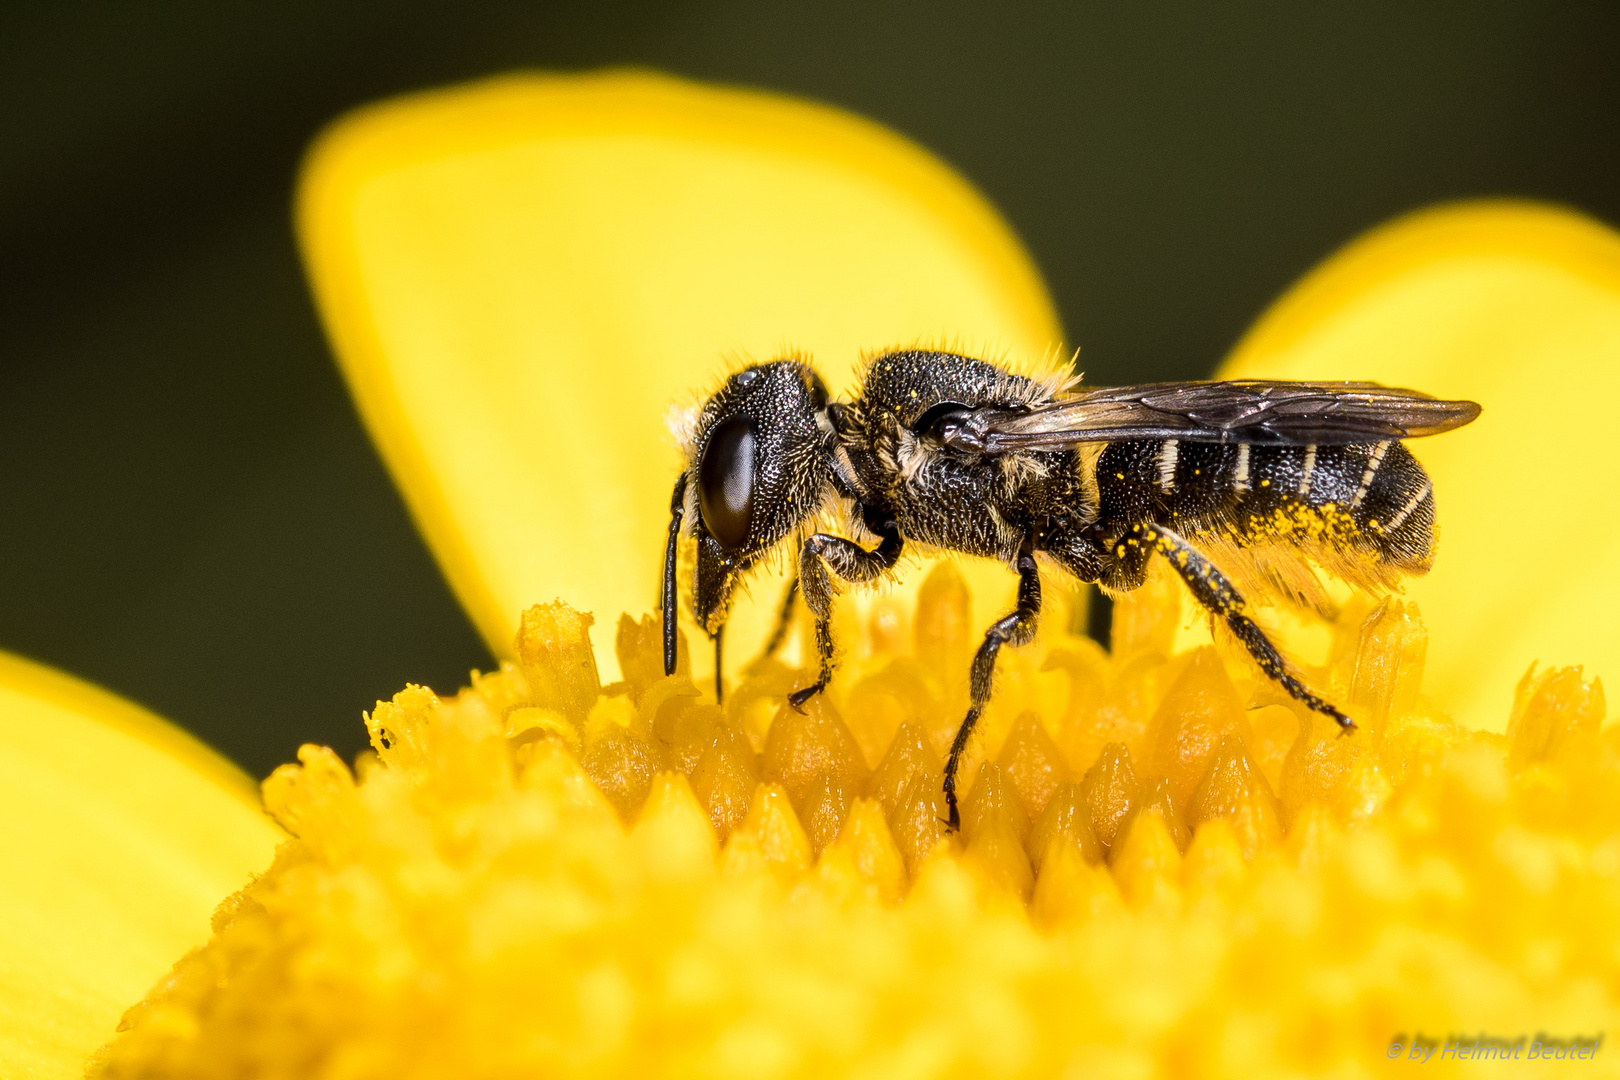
662, 361, 832, 669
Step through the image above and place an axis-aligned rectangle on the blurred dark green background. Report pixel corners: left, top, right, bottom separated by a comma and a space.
3, 1, 1616, 778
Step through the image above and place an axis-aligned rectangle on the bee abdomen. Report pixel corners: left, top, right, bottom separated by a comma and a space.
1339, 441, 1435, 570
1096, 438, 1436, 570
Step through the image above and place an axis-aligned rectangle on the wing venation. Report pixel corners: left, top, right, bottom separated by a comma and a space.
943, 380, 1481, 453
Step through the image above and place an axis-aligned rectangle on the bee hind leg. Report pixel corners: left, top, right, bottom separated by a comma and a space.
789, 519, 902, 710
943, 533, 1041, 832
1134, 521, 1353, 730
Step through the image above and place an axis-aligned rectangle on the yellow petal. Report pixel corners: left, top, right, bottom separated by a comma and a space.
1222, 201, 1620, 730
297, 71, 1063, 678
0, 652, 281, 1079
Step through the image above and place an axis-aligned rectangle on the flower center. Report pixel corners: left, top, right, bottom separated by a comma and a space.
88, 562, 1618, 1079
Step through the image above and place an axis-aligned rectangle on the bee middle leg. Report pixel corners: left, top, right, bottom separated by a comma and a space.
789, 521, 903, 710
943, 533, 1040, 831
1127, 521, 1353, 729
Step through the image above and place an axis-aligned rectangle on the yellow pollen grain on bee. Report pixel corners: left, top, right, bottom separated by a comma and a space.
1260, 478, 1270, 487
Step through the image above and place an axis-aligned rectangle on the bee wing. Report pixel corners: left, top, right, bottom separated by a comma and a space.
944, 380, 1482, 453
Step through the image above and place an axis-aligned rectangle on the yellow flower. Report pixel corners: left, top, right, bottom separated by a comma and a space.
5, 70, 1620, 1078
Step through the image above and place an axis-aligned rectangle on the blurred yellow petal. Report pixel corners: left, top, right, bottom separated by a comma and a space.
297, 71, 1063, 678
0, 653, 281, 1080
1222, 201, 1620, 730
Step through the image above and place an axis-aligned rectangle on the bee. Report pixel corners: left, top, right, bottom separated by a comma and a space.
661, 350, 1481, 829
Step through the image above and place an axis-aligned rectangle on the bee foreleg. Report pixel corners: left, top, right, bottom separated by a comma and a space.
943, 533, 1041, 831
1134, 522, 1354, 731
788, 519, 903, 711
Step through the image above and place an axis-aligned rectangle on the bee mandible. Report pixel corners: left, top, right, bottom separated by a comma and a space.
661, 350, 1481, 830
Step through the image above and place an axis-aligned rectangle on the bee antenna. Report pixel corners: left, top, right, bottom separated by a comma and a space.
662, 473, 688, 676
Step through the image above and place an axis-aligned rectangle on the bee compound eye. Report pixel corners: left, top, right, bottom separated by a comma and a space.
697, 415, 756, 551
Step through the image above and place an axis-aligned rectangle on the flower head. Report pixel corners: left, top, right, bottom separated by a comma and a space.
5, 71, 1620, 1079
90, 583, 1620, 1077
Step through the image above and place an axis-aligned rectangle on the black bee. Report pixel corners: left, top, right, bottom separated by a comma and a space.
661, 350, 1480, 830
